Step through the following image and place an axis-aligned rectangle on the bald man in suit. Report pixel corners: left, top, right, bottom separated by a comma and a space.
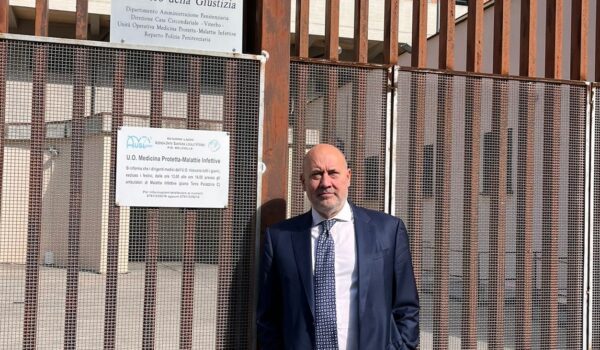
257, 144, 419, 349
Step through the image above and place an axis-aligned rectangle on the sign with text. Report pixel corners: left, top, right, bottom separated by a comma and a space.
116, 127, 230, 208
110, 0, 242, 53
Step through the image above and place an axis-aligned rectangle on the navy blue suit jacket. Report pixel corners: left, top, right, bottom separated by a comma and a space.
257, 204, 419, 349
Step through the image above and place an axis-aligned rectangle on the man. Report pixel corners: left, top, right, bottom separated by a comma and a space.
257, 144, 419, 349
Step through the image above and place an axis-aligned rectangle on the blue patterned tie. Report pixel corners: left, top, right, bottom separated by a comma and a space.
314, 219, 338, 350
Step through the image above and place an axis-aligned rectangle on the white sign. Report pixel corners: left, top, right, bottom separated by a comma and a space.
116, 127, 230, 208
110, 0, 243, 53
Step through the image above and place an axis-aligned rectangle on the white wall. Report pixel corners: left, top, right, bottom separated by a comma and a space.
399, 0, 598, 81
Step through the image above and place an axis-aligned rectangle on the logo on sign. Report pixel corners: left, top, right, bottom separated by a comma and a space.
127, 136, 153, 149
208, 139, 221, 152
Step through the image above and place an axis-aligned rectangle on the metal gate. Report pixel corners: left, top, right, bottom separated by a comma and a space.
289, 62, 593, 349
394, 69, 588, 349
0, 35, 264, 349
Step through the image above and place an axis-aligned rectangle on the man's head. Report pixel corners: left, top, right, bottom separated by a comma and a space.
301, 144, 351, 219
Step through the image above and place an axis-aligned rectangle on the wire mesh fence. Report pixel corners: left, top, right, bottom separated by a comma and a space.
395, 70, 587, 349
0, 38, 262, 349
288, 60, 389, 216
0, 37, 597, 350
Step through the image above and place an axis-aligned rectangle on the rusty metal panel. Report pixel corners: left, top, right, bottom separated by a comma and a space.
325, 0, 340, 61
0, 0, 8, 34
438, 1, 455, 70
75, 0, 88, 40
34, 0, 48, 37
519, 0, 537, 77
411, 0, 427, 68
0, 37, 263, 349
354, 0, 368, 63
466, 0, 484, 73
493, 0, 510, 75
570, 0, 589, 81
395, 69, 587, 349
545, 0, 563, 79
294, 0, 310, 57
258, 1, 290, 231
383, 0, 398, 65
596, 3, 600, 81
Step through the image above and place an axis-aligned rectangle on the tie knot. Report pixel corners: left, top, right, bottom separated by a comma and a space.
320, 219, 336, 233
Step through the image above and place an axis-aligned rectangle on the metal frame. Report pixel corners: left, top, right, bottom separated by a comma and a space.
391, 64, 594, 349
585, 83, 596, 350
251, 51, 268, 350
387, 65, 397, 216
0, 33, 265, 62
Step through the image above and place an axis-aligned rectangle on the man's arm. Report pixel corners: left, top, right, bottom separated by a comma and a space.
391, 219, 420, 349
256, 228, 284, 349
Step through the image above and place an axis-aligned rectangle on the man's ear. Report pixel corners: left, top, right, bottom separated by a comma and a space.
347, 168, 352, 184
300, 174, 306, 190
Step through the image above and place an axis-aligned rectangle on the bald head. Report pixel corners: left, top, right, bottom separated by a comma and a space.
300, 144, 351, 218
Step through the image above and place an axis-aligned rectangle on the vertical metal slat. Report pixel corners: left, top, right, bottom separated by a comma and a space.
324, 66, 338, 144
407, 72, 425, 290
291, 64, 307, 215
216, 60, 237, 349
103, 51, 126, 350
324, 0, 339, 61
295, 0, 309, 57
63, 45, 87, 350
541, 83, 560, 349
142, 52, 164, 350
488, 79, 508, 350
179, 55, 202, 350
349, 70, 366, 203
461, 76, 481, 348
354, 0, 368, 63
515, 80, 534, 350
22, 41, 47, 350
433, 74, 452, 349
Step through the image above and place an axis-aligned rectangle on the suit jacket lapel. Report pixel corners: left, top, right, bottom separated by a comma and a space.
291, 211, 315, 316
352, 205, 376, 321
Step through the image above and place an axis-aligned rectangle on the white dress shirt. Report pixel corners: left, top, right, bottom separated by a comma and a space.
311, 201, 358, 350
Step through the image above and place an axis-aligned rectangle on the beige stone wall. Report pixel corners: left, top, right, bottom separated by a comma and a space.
290, 0, 468, 44
0, 135, 130, 273
11, 0, 110, 15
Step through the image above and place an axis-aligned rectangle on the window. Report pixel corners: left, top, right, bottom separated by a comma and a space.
482, 128, 513, 195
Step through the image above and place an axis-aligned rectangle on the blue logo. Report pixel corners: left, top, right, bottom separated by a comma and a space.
126, 135, 153, 149
208, 139, 221, 152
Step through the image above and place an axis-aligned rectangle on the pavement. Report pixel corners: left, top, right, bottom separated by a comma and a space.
0, 262, 218, 349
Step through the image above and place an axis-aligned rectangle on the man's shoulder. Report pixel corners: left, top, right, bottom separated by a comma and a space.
351, 204, 402, 224
268, 211, 312, 233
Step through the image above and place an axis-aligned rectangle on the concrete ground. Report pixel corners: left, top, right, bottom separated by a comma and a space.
0, 262, 217, 349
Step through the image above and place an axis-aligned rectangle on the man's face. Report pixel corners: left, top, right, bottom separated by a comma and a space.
301, 145, 351, 218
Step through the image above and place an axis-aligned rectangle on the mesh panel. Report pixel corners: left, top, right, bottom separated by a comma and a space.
593, 84, 600, 350
288, 61, 388, 216
395, 70, 586, 349
0, 38, 261, 349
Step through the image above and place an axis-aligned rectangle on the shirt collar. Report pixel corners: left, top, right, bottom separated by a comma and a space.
311, 200, 353, 226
